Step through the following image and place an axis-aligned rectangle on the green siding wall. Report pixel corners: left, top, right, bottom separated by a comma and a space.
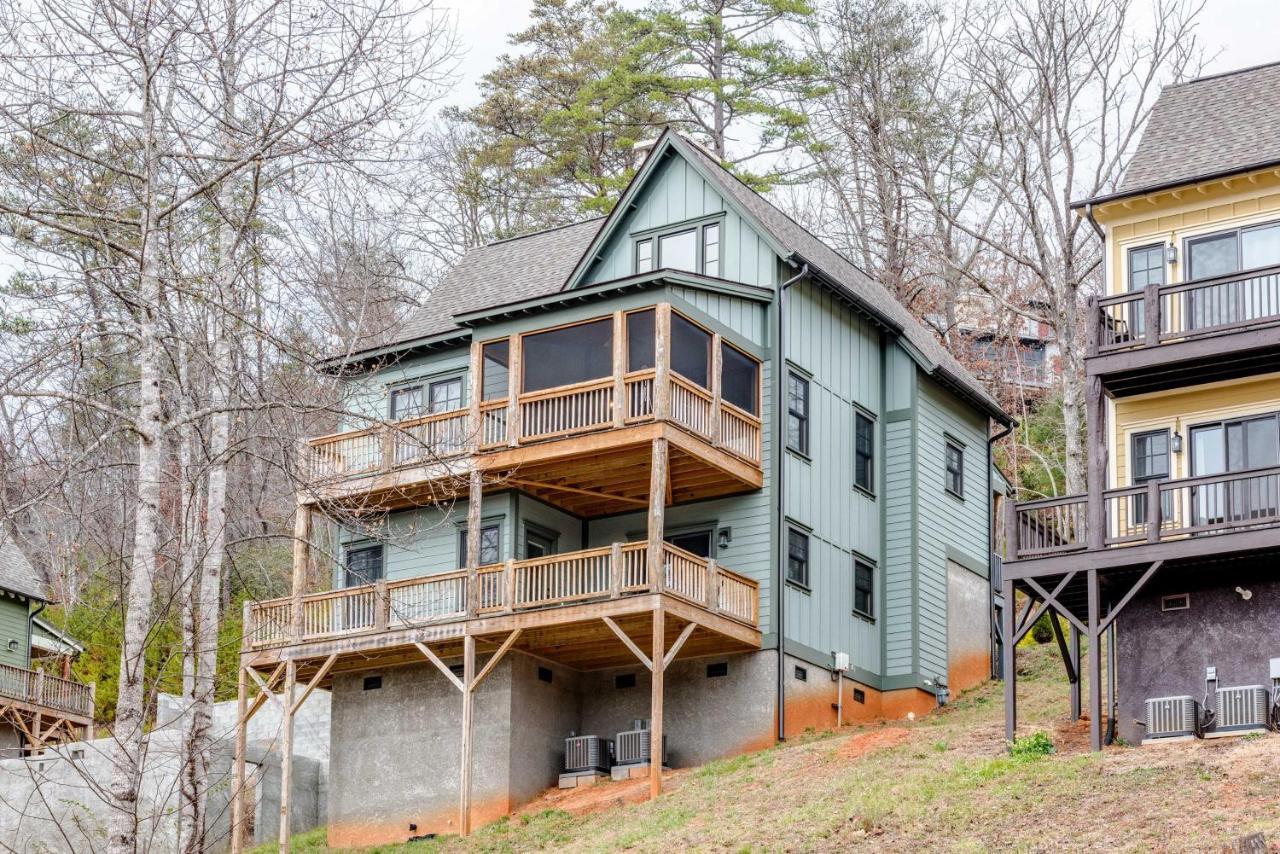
0, 597, 30, 668
582, 153, 776, 288
341, 347, 471, 430
913, 375, 992, 683
882, 413, 916, 678
781, 282, 883, 674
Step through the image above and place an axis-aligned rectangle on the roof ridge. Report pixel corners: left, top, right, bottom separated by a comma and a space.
1168, 59, 1280, 89
484, 216, 605, 247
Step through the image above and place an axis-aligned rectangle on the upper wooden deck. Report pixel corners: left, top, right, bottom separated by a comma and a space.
0, 662, 94, 747
1090, 264, 1280, 394
306, 303, 764, 516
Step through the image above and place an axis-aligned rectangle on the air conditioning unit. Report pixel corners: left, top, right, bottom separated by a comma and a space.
615, 719, 668, 766
564, 735, 612, 773
1144, 695, 1198, 741
1216, 685, 1269, 732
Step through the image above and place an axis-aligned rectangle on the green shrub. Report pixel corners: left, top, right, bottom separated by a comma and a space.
1030, 613, 1055, 644
1010, 731, 1055, 758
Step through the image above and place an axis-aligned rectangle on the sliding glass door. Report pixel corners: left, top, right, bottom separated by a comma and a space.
1189, 413, 1280, 527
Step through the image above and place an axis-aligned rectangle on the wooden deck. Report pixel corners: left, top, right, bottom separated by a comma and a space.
241, 541, 760, 674
302, 304, 764, 516
0, 662, 94, 748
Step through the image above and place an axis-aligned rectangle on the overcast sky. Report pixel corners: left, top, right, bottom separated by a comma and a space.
444, 0, 1280, 107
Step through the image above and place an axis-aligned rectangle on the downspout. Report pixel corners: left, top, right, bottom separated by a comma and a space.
1083, 203, 1105, 241
27, 600, 45, 669
987, 419, 1014, 679
775, 261, 809, 742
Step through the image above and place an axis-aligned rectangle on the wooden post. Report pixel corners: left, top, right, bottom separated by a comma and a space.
654, 303, 672, 421
86, 682, 96, 742
469, 339, 484, 452
504, 558, 516, 613
709, 332, 722, 446
1069, 625, 1082, 722
1085, 371, 1107, 551
379, 425, 394, 472
291, 505, 311, 643
459, 634, 476, 836
1087, 569, 1102, 751
647, 438, 669, 593
506, 334, 521, 446
705, 558, 719, 612
231, 665, 249, 854
649, 606, 665, 799
1146, 480, 1162, 543
1002, 579, 1016, 744
277, 658, 297, 851
610, 542, 623, 599
1003, 493, 1018, 560
612, 310, 626, 428
466, 469, 482, 615
373, 578, 389, 632
242, 599, 254, 652
1143, 281, 1161, 347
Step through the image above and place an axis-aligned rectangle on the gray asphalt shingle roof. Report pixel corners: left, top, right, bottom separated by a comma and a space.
0, 535, 48, 602
368, 131, 1004, 419
1119, 62, 1280, 196
382, 218, 603, 346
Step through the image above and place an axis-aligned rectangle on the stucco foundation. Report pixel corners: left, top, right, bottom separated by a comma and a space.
1115, 568, 1280, 746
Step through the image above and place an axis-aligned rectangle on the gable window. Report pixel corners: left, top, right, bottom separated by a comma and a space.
944, 440, 965, 498
1130, 429, 1170, 525
853, 559, 874, 619
720, 342, 759, 415
636, 239, 654, 273
854, 410, 875, 493
458, 523, 501, 566
787, 372, 810, 456
1127, 244, 1166, 291
659, 229, 698, 272
786, 528, 809, 588
703, 223, 720, 277
344, 544, 384, 588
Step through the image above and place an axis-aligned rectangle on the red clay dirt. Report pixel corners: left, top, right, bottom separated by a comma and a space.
835, 726, 911, 760
515, 771, 688, 820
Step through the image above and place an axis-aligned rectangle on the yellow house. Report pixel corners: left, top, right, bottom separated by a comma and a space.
1002, 61, 1280, 750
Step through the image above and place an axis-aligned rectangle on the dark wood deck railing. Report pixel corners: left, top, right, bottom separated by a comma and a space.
244, 541, 760, 651
1096, 263, 1280, 352
1006, 464, 1280, 560
0, 662, 94, 719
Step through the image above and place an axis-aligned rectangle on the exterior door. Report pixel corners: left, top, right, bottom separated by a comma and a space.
1191, 415, 1280, 526
665, 529, 713, 558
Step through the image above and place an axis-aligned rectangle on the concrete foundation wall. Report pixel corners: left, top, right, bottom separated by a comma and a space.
1115, 571, 1280, 746
946, 561, 992, 695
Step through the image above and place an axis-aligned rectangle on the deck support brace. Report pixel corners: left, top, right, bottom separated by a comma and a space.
231, 661, 287, 854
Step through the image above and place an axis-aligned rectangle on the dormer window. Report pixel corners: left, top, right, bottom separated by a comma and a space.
632, 217, 725, 276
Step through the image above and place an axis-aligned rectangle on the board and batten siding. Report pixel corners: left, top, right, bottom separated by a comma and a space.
581, 153, 776, 288
913, 375, 991, 684
0, 597, 30, 668
781, 281, 883, 674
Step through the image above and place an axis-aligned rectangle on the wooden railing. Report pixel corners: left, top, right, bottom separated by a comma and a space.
1095, 263, 1280, 353
244, 542, 760, 650
1006, 464, 1280, 560
303, 370, 763, 480
0, 662, 93, 719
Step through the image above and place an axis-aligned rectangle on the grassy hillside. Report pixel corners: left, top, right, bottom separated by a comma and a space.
266, 645, 1280, 852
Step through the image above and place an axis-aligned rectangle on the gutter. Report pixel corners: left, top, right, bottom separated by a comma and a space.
774, 261, 809, 742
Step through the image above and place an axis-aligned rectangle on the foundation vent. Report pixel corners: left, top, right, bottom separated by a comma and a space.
564, 735, 612, 773
616, 720, 667, 766
1216, 685, 1269, 732
1144, 695, 1197, 740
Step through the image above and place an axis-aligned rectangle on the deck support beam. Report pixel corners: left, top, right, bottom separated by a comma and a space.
277, 658, 297, 852
1002, 579, 1016, 743
647, 438, 668, 593
1069, 625, 1082, 721
1087, 569, 1102, 751
231, 663, 249, 854
459, 634, 476, 837
649, 606, 665, 800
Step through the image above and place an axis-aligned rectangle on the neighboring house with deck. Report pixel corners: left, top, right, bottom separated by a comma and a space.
231, 130, 1012, 849
1002, 62, 1280, 749
0, 537, 93, 752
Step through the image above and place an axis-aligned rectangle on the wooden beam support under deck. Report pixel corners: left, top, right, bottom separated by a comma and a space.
231, 661, 249, 854
459, 634, 476, 837
277, 658, 297, 852
603, 616, 653, 670
650, 606, 665, 799
648, 437, 669, 594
